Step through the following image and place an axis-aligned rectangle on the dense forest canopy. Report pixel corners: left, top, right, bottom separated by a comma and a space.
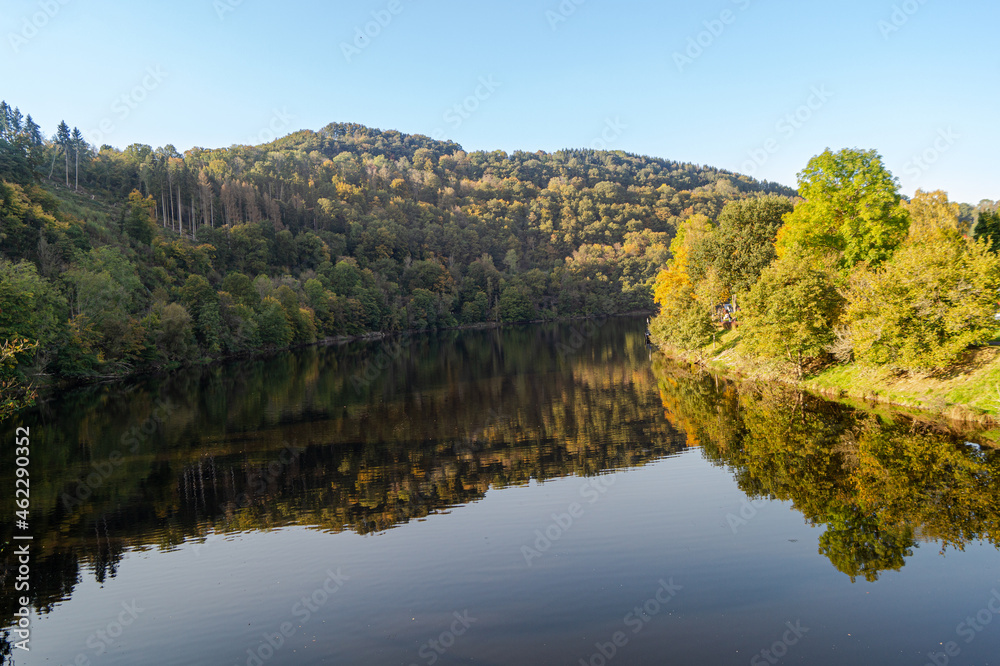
652, 146, 1000, 377
0, 99, 794, 392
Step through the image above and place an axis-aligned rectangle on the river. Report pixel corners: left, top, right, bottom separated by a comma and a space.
2, 317, 999, 665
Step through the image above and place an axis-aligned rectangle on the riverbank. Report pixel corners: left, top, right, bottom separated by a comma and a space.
654, 328, 1000, 433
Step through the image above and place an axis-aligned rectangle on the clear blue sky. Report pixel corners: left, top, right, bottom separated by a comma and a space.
2, 0, 996, 203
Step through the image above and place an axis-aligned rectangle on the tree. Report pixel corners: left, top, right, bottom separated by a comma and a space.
776, 148, 909, 269
650, 281, 715, 351
24, 115, 42, 146
651, 215, 720, 350
0, 337, 39, 419
0, 259, 66, 352
903, 189, 961, 236
71, 127, 84, 191
973, 209, 1000, 253
844, 227, 1000, 371
257, 296, 293, 347
742, 250, 842, 377
124, 189, 156, 245
698, 195, 794, 297
498, 285, 534, 322
56, 120, 71, 186
156, 302, 196, 361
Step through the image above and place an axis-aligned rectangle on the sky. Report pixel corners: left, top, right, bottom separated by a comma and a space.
1, 0, 996, 203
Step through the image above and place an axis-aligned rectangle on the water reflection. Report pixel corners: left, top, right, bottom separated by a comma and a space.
654, 357, 1000, 582
1, 319, 998, 662
0, 321, 685, 658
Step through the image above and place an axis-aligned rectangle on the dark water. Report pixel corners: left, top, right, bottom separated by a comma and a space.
2, 317, 999, 665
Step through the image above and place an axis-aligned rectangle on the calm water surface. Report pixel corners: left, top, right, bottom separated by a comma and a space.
2, 318, 999, 665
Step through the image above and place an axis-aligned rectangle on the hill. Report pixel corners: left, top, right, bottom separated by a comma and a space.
0, 101, 794, 391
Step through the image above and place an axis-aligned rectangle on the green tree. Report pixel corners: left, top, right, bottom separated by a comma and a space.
904, 189, 961, 236
55, 120, 71, 185
845, 227, 1000, 371
700, 195, 794, 296
71, 126, 84, 191
124, 189, 156, 245
155, 302, 196, 362
0, 259, 66, 352
222, 272, 258, 308
973, 209, 1000, 253
776, 148, 909, 269
650, 282, 715, 351
257, 296, 293, 348
498, 286, 535, 322
742, 250, 842, 377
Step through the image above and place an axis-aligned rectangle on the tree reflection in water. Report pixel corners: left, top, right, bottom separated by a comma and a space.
654, 356, 1000, 582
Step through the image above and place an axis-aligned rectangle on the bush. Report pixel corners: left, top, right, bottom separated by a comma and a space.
845, 228, 1000, 371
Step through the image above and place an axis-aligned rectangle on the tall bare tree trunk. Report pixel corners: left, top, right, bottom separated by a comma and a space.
47, 146, 59, 179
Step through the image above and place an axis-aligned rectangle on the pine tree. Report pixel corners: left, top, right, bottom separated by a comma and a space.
10, 107, 23, 134
71, 127, 84, 191
0, 101, 10, 139
56, 120, 70, 186
24, 115, 42, 145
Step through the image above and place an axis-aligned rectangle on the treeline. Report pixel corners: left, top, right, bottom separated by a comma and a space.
652, 147, 1000, 376
0, 100, 794, 397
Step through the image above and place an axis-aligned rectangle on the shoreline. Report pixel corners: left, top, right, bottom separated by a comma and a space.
651, 330, 1000, 436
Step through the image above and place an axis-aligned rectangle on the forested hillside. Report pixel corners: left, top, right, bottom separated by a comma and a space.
0, 100, 792, 397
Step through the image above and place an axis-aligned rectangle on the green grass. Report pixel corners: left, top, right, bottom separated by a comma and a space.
682, 326, 1000, 432
944, 356, 1000, 416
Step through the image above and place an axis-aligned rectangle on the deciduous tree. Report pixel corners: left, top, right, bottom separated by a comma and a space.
776, 148, 909, 269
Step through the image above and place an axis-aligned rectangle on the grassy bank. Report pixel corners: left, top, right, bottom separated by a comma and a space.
656, 328, 1000, 431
